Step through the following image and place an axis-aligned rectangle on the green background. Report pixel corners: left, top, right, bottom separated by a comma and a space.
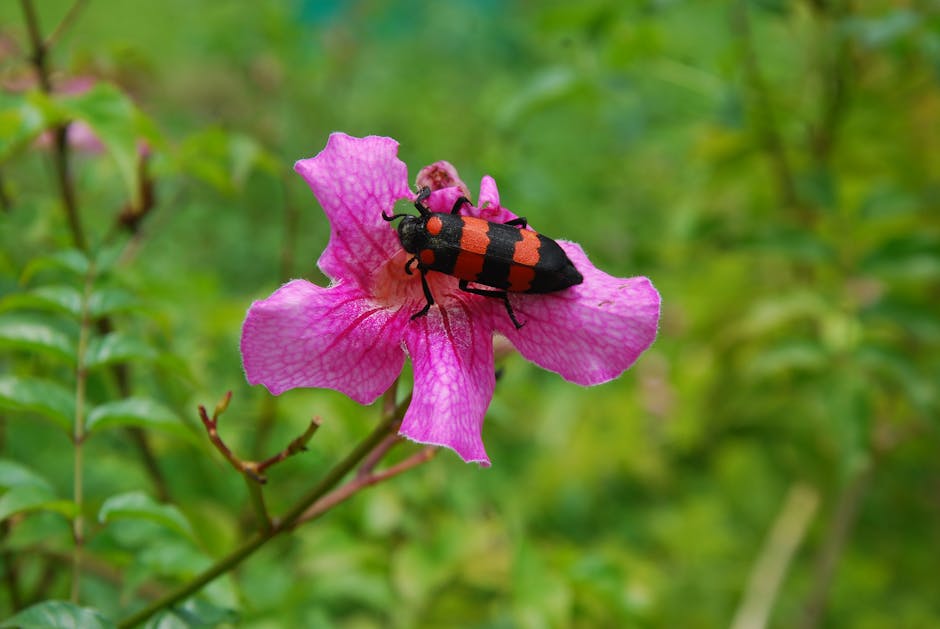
1, 1, 938, 627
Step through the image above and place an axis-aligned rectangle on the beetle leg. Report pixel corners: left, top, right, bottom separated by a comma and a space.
414, 186, 432, 215
404, 255, 419, 275
504, 216, 527, 229
450, 196, 471, 215
458, 280, 524, 330
411, 268, 434, 320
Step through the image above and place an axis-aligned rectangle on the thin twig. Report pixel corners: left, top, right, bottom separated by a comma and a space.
255, 418, 321, 476
381, 378, 399, 423
295, 446, 437, 527
798, 459, 874, 629
19, 0, 52, 92
731, 483, 820, 629
109, 152, 157, 240
198, 393, 263, 482
20, 0, 87, 251
732, 0, 802, 214
117, 404, 407, 629
198, 393, 321, 532
24, 556, 59, 605
1, 522, 23, 611
0, 168, 12, 212
69, 261, 96, 602
243, 475, 272, 534
198, 392, 320, 484
357, 432, 402, 478
44, 0, 89, 49
806, 0, 852, 166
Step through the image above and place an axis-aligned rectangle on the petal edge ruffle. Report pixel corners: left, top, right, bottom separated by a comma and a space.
400, 301, 497, 466
294, 133, 413, 287
241, 279, 407, 404
497, 243, 661, 386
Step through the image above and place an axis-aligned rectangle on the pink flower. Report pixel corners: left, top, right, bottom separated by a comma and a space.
240, 133, 661, 466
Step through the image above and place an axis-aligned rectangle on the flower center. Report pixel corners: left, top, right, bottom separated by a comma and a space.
370, 249, 461, 314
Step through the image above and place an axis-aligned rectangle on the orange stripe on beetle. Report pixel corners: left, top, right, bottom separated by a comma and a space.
457, 216, 491, 255
419, 249, 435, 266
453, 250, 486, 282
512, 229, 541, 267
507, 265, 536, 291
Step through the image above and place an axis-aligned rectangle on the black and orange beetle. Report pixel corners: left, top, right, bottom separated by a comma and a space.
382, 186, 583, 329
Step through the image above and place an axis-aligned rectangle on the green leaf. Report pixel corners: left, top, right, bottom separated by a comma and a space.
175, 127, 278, 195
89, 287, 139, 317
20, 249, 91, 283
85, 397, 192, 440
0, 459, 54, 492
0, 285, 83, 318
0, 376, 75, 433
98, 491, 195, 541
0, 90, 63, 162
133, 537, 212, 582
748, 0, 791, 14
497, 67, 583, 129
861, 234, 940, 281
845, 9, 920, 49
863, 296, 940, 343
743, 227, 835, 263
747, 341, 828, 379
93, 244, 126, 278
0, 314, 77, 362
146, 599, 239, 629
85, 333, 157, 370
229, 133, 279, 186
736, 291, 829, 339
61, 83, 154, 206
858, 344, 937, 414
0, 484, 76, 521
0, 600, 115, 629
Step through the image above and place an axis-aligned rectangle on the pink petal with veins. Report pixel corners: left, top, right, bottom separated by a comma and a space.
241, 279, 408, 404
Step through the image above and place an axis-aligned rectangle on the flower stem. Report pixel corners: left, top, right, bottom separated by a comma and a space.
732, 0, 802, 215
44, 0, 88, 50
798, 459, 874, 629
70, 262, 95, 602
731, 483, 820, 629
296, 446, 437, 526
117, 405, 406, 629
20, 0, 87, 252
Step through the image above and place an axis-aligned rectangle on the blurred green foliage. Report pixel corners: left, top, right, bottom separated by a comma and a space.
1, 0, 939, 627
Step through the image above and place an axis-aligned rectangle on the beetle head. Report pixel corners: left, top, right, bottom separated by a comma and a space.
396, 215, 425, 253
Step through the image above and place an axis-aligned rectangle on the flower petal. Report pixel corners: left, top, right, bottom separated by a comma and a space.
400, 302, 497, 466
476, 175, 519, 224
497, 242, 661, 385
478, 175, 500, 208
241, 279, 407, 403
416, 161, 470, 198
420, 175, 522, 224
422, 187, 465, 214
294, 133, 413, 286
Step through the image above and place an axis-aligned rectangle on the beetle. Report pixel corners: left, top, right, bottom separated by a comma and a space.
382, 186, 583, 329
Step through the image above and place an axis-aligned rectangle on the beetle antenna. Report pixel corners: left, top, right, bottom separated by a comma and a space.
382, 211, 411, 222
